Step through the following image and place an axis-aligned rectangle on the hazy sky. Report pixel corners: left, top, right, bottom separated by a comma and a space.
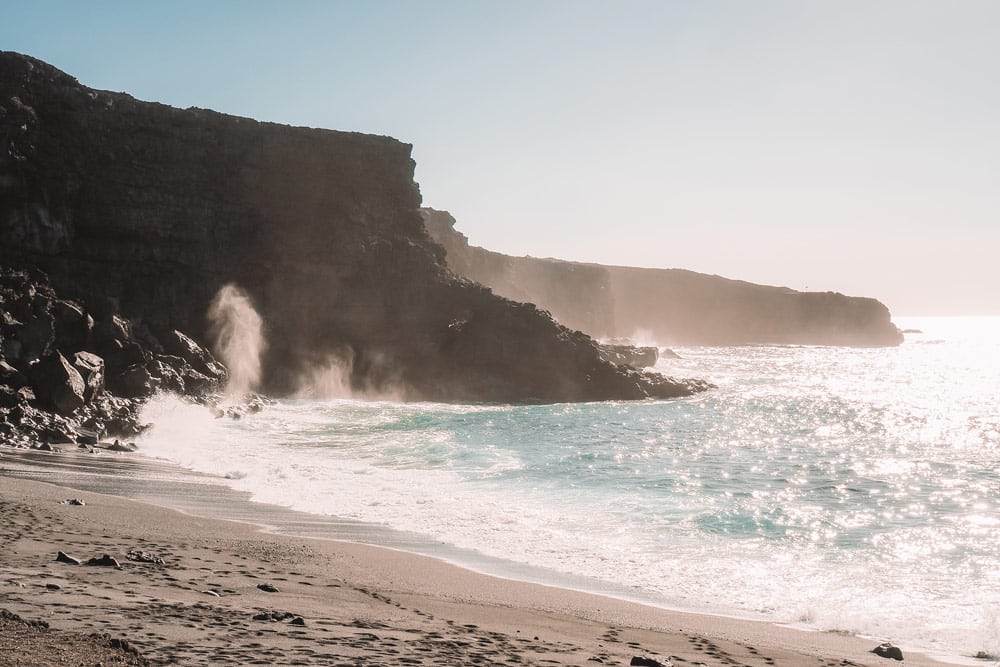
3, 1, 998, 315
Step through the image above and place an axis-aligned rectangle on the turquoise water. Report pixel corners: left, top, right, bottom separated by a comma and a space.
139, 317, 1000, 659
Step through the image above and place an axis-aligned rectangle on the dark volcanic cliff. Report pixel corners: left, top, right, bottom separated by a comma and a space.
422, 208, 902, 347
0, 52, 709, 403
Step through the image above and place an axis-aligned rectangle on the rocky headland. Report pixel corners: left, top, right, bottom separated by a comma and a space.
422, 208, 903, 346
0, 49, 710, 436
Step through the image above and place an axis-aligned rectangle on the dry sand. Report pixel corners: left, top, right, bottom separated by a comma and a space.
0, 461, 944, 666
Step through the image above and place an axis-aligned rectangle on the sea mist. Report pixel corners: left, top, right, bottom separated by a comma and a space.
207, 284, 265, 399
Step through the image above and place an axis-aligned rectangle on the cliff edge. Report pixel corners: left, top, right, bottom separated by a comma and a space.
422, 208, 902, 347
0, 52, 709, 403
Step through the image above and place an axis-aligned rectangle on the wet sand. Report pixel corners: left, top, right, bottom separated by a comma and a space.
0, 453, 942, 666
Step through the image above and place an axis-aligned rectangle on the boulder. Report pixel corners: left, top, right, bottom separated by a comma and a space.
147, 358, 185, 393
162, 329, 225, 379
871, 643, 904, 661
101, 340, 148, 377
107, 364, 159, 399
0, 359, 27, 388
0, 385, 20, 408
53, 299, 93, 354
92, 314, 130, 348
72, 351, 105, 403
29, 351, 86, 415
18, 309, 54, 363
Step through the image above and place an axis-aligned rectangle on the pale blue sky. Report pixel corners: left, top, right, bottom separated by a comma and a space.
3, 1, 998, 314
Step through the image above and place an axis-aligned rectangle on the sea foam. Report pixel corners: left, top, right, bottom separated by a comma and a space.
139, 316, 1000, 660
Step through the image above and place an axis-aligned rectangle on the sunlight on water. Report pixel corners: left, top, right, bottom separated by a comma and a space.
139, 317, 1000, 659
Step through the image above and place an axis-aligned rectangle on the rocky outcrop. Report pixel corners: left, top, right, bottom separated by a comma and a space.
0, 52, 709, 403
423, 208, 903, 347
0, 267, 224, 447
597, 343, 658, 368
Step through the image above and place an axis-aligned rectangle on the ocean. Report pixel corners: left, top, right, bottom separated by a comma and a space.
137, 316, 1000, 660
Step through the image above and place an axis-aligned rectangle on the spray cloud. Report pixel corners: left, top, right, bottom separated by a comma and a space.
208, 284, 266, 399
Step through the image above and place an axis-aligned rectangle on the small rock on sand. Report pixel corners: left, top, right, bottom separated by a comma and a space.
126, 549, 165, 565
85, 554, 122, 568
56, 551, 81, 565
871, 643, 904, 661
631, 658, 670, 667
60, 498, 86, 506
257, 583, 279, 593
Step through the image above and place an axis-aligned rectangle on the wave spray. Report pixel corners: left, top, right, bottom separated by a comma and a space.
207, 284, 266, 400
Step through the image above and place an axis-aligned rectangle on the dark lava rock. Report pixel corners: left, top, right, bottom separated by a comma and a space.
53, 299, 93, 354
72, 351, 105, 403
107, 364, 159, 399
92, 315, 131, 350
871, 643, 904, 661
257, 583, 280, 593
29, 350, 86, 415
102, 439, 138, 453
45, 583, 61, 590
0, 359, 27, 388
60, 498, 86, 506
290, 616, 306, 626
74, 426, 99, 445
252, 610, 294, 621
630, 658, 668, 667
85, 554, 122, 568
102, 341, 148, 379
162, 329, 222, 378
55, 551, 81, 565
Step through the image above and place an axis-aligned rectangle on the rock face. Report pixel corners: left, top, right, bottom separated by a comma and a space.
0, 52, 709, 403
422, 208, 903, 347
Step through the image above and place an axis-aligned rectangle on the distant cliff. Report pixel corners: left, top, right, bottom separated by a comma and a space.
0, 52, 709, 403
422, 209, 617, 338
422, 208, 902, 346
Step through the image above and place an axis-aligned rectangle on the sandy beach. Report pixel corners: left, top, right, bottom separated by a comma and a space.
1, 451, 942, 667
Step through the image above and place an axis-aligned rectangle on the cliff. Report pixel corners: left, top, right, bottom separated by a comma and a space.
422, 209, 617, 338
422, 208, 902, 347
0, 52, 709, 403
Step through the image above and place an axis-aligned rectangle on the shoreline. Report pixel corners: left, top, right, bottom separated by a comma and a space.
0, 448, 957, 666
